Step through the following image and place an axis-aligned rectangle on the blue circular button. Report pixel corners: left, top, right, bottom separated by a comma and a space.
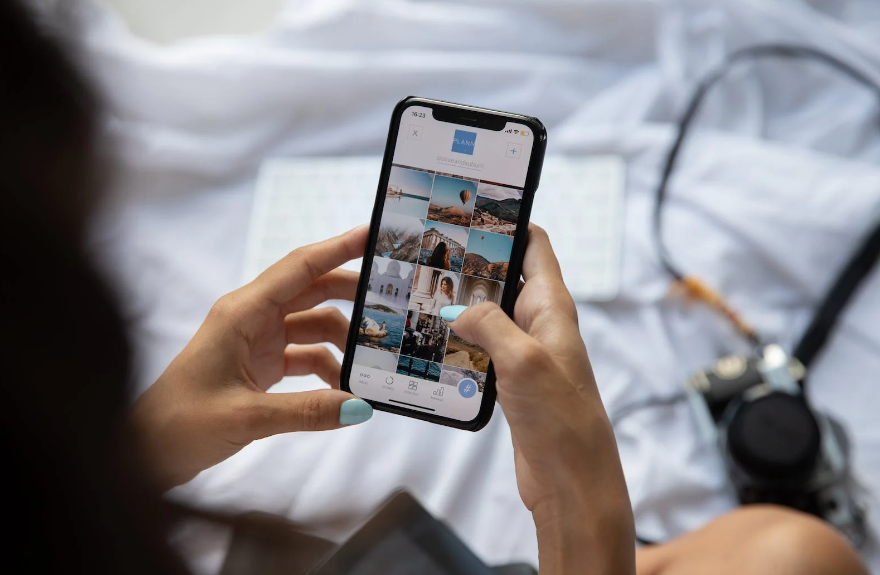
458, 378, 478, 398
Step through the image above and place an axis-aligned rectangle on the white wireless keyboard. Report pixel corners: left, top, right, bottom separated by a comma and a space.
243, 156, 625, 301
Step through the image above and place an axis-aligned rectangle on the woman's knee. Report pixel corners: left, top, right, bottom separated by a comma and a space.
637, 505, 869, 575
740, 506, 868, 575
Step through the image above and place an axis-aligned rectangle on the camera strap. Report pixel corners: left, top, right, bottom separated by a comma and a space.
653, 44, 880, 374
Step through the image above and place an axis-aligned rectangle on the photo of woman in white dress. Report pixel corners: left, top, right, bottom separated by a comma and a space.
409, 266, 460, 316
427, 276, 455, 315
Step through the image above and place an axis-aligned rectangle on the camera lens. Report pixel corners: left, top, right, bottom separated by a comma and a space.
727, 392, 821, 482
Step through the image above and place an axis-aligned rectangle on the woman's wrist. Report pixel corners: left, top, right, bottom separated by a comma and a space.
129, 375, 196, 491
530, 419, 636, 575
532, 487, 635, 575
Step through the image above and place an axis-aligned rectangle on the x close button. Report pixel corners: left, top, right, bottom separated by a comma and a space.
408, 125, 423, 141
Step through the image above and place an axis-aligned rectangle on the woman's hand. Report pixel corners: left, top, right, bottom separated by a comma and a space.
131, 226, 373, 490
441, 225, 635, 575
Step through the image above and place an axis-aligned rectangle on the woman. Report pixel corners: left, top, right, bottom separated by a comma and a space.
429, 276, 455, 316
428, 240, 451, 270
2, 4, 868, 575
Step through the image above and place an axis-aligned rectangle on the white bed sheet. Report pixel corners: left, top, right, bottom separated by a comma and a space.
70, 0, 880, 572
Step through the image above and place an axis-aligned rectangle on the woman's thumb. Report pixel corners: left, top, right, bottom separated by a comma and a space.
440, 303, 529, 366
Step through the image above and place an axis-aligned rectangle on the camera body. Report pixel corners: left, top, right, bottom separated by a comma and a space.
685, 345, 866, 546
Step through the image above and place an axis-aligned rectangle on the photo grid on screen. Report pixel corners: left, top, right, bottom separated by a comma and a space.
354, 164, 523, 389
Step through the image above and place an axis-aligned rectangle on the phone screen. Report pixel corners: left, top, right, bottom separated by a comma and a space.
347, 103, 537, 423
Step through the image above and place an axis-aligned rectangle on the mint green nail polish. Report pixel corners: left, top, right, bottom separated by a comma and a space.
440, 305, 468, 322
340, 399, 373, 425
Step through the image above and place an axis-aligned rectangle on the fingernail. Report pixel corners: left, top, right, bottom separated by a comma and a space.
340, 398, 373, 425
440, 305, 468, 322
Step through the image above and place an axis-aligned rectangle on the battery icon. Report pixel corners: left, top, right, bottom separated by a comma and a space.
521, 130, 529, 136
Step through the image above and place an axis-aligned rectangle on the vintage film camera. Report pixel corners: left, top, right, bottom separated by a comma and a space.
685, 344, 866, 546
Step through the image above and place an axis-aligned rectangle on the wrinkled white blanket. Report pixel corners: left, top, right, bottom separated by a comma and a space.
71, 0, 880, 572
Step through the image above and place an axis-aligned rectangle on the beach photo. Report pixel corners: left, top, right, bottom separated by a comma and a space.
396, 356, 442, 382
443, 330, 490, 373
366, 257, 415, 310
470, 183, 522, 236
374, 211, 424, 263
427, 175, 478, 227
400, 310, 450, 363
462, 230, 513, 282
357, 303, 406, 353
353, 345, 399, 372
455, 275, 504, 307
385, 165, 433, 219
418, 220, 469, 273
409, 265, 460, 315
440, 365, 487, 393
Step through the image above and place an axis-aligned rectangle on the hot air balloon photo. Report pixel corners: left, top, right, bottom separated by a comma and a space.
427, 175, 478, 227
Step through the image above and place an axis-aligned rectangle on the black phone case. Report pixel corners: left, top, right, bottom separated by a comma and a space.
340, 96, 547, 431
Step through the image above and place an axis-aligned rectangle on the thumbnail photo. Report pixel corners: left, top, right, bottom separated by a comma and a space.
400, 310, 450, 363
455, 275, 504, 307
375, 212, 424, 263
471, 183, 522, 236
419, 220, 469, 273
427, 175, 478, 227
443, 330, 490, 373
397, 356, 442, 382
462, 230, 513, 282
409, 265, 460, 315
367, 257, 415, 310
440, 366, 487, 393
353, 345, 399, 372
385, 165, 433, 219
357, 303, 406, 354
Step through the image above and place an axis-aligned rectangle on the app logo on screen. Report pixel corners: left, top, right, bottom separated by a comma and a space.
451, 130, 477, 155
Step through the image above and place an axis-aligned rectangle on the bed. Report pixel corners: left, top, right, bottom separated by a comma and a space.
69, 0, 880, 571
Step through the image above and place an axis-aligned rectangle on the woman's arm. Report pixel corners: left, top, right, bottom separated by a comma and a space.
442, 225, 635, 575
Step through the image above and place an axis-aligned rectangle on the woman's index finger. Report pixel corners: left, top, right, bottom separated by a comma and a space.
519, 224, 578, 323
521, 224, 565, 284
253, 225, 368, 307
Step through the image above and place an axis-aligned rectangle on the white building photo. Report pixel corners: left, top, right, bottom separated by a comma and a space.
366, 257, 415, 310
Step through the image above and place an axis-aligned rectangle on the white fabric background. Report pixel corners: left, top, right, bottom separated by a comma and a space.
60, 0, 880, 572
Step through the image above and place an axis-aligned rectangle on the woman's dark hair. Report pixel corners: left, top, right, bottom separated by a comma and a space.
1, 2, 188, 573
429, 241, 450, 270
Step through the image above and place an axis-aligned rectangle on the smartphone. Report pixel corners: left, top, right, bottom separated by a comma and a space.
340, 96, 546, 431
